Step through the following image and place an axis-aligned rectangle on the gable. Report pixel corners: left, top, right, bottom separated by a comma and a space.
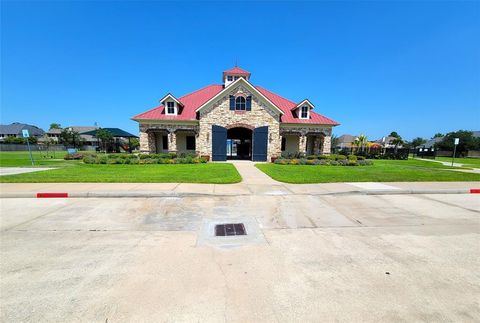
195, 78, 284, 116
198, 83, 282, 120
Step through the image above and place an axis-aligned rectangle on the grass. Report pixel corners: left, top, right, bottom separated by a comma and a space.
433, 157, 480, 168
0, 151, 79, 167
0, 163, 241, 184
256, 159, 480, 183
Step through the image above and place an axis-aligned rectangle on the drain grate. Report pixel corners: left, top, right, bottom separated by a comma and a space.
215, 223, 246, 236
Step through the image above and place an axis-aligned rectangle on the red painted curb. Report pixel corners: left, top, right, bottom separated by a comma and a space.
36, 193, 69, 198
470, 189, 480, 194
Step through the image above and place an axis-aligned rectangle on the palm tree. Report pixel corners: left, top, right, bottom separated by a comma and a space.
391, 137, 404, 153
354, 134, 368, 154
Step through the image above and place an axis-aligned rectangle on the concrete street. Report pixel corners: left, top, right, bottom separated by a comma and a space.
1, 193, 479, 322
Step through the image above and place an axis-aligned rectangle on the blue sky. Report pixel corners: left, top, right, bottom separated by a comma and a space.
1, 1, 479, 141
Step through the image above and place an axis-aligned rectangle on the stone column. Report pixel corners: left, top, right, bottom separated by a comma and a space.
298, 133, 307, 156
139, 129, 155, 153
322, 135, 332, 154
168, 129, 177, 153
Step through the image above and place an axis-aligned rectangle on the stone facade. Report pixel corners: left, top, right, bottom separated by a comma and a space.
197, 85, 282, 160
138, 86, 334, 158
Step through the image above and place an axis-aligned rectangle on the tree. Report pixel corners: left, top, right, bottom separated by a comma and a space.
59, 128, 83, 148
389, 131, 400, 138
330, 134, 339, 149
129, 138, 140, 150
435, 130, 480, 157
410, 137, 426, 148
390, 136, 404, 153
49, 123, 61, 130
354, 134, 368, 153
96, 128, 113, 152
432, 133, 443, 138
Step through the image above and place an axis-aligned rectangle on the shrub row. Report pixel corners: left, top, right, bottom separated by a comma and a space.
81, 153, 207, 165
281, 152, 366, 161
274, 158, 373, 166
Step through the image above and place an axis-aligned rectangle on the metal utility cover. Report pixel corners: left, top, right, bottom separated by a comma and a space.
215, 223, 246, 236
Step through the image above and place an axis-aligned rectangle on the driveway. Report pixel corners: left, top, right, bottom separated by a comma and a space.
1, 193, 479, 322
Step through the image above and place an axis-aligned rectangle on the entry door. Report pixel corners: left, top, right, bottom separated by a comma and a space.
252, 126, 268, 161
212, 125, 227, 161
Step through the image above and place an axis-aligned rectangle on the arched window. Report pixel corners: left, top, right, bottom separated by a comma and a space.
235, 96, 246, 110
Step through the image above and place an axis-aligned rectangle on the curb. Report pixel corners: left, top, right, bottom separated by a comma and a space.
0, 188, 477, 198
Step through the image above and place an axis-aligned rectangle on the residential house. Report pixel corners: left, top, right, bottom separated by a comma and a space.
0, 123, 45, 141
132, 67, 339, 161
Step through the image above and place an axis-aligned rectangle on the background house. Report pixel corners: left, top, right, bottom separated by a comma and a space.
0, 122, 45, 142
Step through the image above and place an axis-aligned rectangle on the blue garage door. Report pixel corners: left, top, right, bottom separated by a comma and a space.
252, 126, 268, 161
212, 125, 227, 161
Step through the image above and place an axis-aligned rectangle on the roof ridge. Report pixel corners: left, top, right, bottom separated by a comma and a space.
179, 84, 221, 100
255, 85, 298, 106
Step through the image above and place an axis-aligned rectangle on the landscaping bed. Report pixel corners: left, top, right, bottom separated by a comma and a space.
274, 154, 373, 166
256, 159, 480, 183
74, 152, 208, 164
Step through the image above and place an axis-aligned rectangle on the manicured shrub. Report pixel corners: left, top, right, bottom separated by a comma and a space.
347, 160, 358, 166
336, 154, 347, 161
306, 155, 316, 160
299, 158, 307, 165
97, 156, 108, 164
348, 155, 357, 161
83, 155, 96, 164
317, 155, 329, 160
357, 156, 366, 160
290, 159, 300, 165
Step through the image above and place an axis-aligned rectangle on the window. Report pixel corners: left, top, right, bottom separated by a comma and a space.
186, 136, 196, 150
234, 76, 239, 80
300, 106, 309, 119
227, 75, 233, 81
235, 96, 246, 110
166, 101, 175, 115
281, 137, 286, 151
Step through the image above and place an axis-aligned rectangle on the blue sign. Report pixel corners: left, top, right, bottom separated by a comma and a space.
22, 129, 30, 138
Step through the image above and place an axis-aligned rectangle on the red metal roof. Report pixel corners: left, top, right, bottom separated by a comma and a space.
133, 83, 339, 125
255, 86, 339, 125
223, 67, 251, 76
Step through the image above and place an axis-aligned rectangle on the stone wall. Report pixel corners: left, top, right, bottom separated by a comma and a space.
197, 85, 282, 160
139, 123, 198, 153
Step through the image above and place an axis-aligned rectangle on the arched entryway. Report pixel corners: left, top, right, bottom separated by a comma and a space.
227, 127, 252, 160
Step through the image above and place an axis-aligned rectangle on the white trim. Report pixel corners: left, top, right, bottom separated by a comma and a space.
295, 99, 315, 109
159, 93, 183, 107
299, 106, 310, 119
165, 101, 177, 115
131, 119, 199, 125
195, 77, 284, 115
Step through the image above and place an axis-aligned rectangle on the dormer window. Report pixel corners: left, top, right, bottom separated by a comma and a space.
227, 76, 233, 81
235, 96, 246, 110
166, 101, 176, 115
300, 106, 309, 119
234, 76, 240, 80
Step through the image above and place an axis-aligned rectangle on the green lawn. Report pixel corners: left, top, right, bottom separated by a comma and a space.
0, 151, 79, 167
256, 159, 480, 183
434, 157, 480, 168
0, 163, 242, 184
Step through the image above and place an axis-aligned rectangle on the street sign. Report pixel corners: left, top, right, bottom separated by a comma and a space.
452, 138, 460, 166
22, 129, 34, 166
22, 129, 30, 138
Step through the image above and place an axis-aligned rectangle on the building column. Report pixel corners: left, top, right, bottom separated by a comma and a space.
322, 135, 331, 154
298, 133, 307, 155
139, 129, 155, 153
168, 129, 177, 153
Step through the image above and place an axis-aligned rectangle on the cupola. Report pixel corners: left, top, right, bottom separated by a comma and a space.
223, 67, 251, 87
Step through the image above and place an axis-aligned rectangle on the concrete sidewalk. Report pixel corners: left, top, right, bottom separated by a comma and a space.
416, 158, 480, 174
0, 167, 52, 176
1, 181, 479, 198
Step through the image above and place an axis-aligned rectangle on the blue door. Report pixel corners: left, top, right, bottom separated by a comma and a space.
212, 125, 227, 161
252, 126, 268, 161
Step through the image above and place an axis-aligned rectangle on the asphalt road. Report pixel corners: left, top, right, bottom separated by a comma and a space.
1, 194, 479, 322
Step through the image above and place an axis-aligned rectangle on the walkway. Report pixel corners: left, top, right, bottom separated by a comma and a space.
227, 160, 278, 184
415, 158, 480, 174
0, 167, 52, 176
